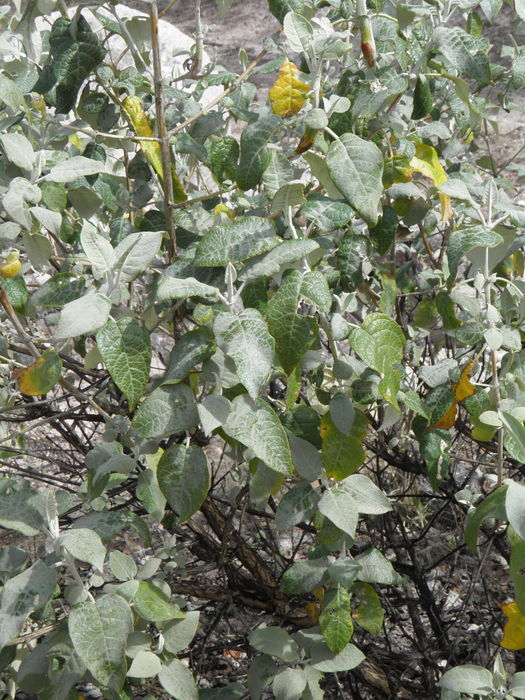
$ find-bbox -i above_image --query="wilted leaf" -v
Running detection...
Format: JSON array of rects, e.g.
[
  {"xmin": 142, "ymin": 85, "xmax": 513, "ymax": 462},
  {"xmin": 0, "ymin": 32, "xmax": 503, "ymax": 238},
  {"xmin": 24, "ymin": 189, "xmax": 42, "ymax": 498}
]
[
  {"xmin": 123, "ymin": 96, "xmax": 186, "ymax": 202},
  {"xmin": 18, "ymin": 349, "xmax": 62, "ymax": 396},
  {"xmin": 409, "ymin": 144, "xmax": 451, "ymax": 221}
]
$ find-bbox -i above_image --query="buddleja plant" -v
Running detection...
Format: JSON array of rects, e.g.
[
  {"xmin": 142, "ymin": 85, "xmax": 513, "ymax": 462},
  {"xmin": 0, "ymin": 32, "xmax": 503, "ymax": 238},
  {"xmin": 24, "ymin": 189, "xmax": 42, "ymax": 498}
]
[{"xmin": 3, "ymin": 0, "xmax": 525, "ymax": 697}]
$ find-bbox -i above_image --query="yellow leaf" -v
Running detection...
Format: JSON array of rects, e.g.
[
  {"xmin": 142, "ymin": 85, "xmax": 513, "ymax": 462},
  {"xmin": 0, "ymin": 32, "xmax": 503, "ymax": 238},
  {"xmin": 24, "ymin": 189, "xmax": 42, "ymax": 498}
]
[
  {"xmin": 122, "ymin": 96, "xmax": 187, "ymax": 203},
  {"xmin": 453, "ymin": 360, "xmax": 476, "ymax": 402},
  {"xmin": 501, "ymin": 602, "xmax": 525, "ymax": 650},
  {"xmin": 431, "ymin": 360, "xmax": 476, "ymax": 430},
  {"xmin": 213, "ymin": 203, "xmax": 235, "ymax": 220},
  {"xmin": 0, "ymin": 251, "xmax": 21, "ymax": 279},
  {"xmin": 269, "ymin": 61, "xmax": 309, "ymax": 118},
  {"xmin": 409, "ymin": 144, "xmax": 451, "ymax": 222},
  {"xmin": 18, "ymin": 349, "xmax": 62, "ymax": 396},
  {"xmin": 305, "ymin": 601, "xmax": 320, "ymax": 624},
  {"xmin": 432, "ymin": 401, "xmax": 457, "ymax": 430},
  {"xmin": 313, "ymin": 587, "xmax": 325, "ymax": 602}
]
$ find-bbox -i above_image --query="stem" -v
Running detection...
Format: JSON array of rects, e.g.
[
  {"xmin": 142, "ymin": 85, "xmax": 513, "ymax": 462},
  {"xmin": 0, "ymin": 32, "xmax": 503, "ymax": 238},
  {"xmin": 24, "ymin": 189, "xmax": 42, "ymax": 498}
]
[
  {"xmin": 0, "ymin": 287, "xmax": 40, "ymax": 359},
  {"xmin": 149, "ymin": 0, "xmax": 176, "ymax": 259},
  {"xmin": 193, "ymin": 0, "xmax": 203, "ymax": 76},
  {"xmin": 0, "ymin": 285, "xmax": 111, "ymax": 421},
  {"xmin": 356, "ymin": 0, "xmax": 377, "ymax": 67},
  {"xmin": 418, "ymin": 223, "xmax": 439, "ymax": 269},
  {"xmin": 167, "ymin": 45, "xmax": 268, "ymax": 137},
  {"xmin": 490, "ymin": 349, "xmax": 504, "ymax": 487}
]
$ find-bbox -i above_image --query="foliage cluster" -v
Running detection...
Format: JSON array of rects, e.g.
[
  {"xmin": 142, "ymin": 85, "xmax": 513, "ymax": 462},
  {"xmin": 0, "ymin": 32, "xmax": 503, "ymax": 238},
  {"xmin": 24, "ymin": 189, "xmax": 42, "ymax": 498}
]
[{"xmin": 3, "ymin": 0, "xmax": 525, "ymax": 697}]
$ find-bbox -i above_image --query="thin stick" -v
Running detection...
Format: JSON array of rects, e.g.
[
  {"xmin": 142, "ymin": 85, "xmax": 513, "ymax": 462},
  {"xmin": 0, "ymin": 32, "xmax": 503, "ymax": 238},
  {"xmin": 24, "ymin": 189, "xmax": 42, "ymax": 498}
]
[
  {"xmin": 167, "ymin": 45, "xmax": 268, "ymax": 138},
  {"xmin": 149, "ymin": 0, "xmax": 176, "ymax": 259}
]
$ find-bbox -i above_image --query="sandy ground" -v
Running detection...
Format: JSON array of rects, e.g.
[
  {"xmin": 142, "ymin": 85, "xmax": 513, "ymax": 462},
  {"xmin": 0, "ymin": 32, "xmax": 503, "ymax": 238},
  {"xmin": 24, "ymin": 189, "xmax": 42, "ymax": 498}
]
[{"xmin": 130, "ymin": 0, "xmax": 278, "ymax": 75}]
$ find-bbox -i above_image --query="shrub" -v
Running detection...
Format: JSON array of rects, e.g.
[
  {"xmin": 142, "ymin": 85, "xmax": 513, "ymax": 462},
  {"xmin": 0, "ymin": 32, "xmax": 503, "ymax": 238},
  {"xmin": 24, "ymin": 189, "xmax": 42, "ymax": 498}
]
[{"xmin": 2, "ymin": 0, "xmax": 525, "ymax": 698}]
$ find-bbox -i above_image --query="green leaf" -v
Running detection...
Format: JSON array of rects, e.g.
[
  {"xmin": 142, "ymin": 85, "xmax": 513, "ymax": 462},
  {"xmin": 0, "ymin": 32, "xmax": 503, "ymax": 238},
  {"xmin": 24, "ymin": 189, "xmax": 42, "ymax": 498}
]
[
  {"xmin": 158, "ymin": 658, "xmax": 199, "ymax": 700},
  {"xmin": 288, "ymin": 433, "xmax": 324, "ymax": 480},
  {"xmin": 352, "ymin": 582, "xmax": 384, "ymax": 635},
  {"xmin": 283, "ymin": 12, "xmax": 314, "ymax": 52},
  {"xmin": 510, "ymin": 543, "xmax": 525, "ymax": 614},
  {"xmin": 236, "ymin": 115, "xmax": 281, "ymax": 190},
  {"xmin": 276, "ymin": 482, "xmax": 320, "ymax": 532},
  {"xmin": 163, "ymin": 611, "xmax": 201, "ymax": 654},
  {"xmin": 341, "ymin": 474, "xmax": 391, "ymax": 514},
  {"xmin": 210, "ymin": 135, "xmax": 239, "ymax": 182},
  {"xmin": 267, "ymin": 270, "xmax": 329, "ymax": 374},
  {"xmin": 271, "ymin": 182, "xmax": 306, "ymax": 213},
  {"xmin": 136, "ymin": 467, "xmax": 166, "ymax": 522},
  {"xmin": 73, "ymin": 510, "xmax": 151, "ymax": 547},
  {"xmin": 506, "ymin": 480, "xmax": 525, "ymax": 542},
  {"xmin": 273, "ymin": 668, "xmax": 307, "ymax": 699},
  {"xmin": 318, "ymin": 486, "xmax": 358, "ymax": 537},
  {"xmin": 0, "ymin": 133, "xmax": 35, "ymax": 170},
  {"xmin": 336, "ymin": 233, "xmax": 369, "ymax": 287},
  {"xmin": 282, "ymin": 557, "xmax": 329, "ymax": 594},
  {"xmin": 0, "ymin": 488, "xmax": 44, "ymax": 536},
  {"xmin": 33, "ymin": 15, "xmax": 106, "ymax": 113},
  {"xmin": 269, "ymin": 0, "xmax": 305, "ymax": 23},
  {"xmin": 303, "ymin": 152, "xmax": 343, "ymax": 199},
  {"xmin": 411, "ymin": 75, "xmax": 433, "ymax": 119},
  {"xmin": 157, "ymin": 327, "xmax": 215, "ymax": 386},
  {"xmin": 354, "ymin": 548, "xmax": 404, "ymax": 584},
  {"xmin": 18, "ymin": 349, "xmax": 62, "ymax": 396},
  {"xmin": 80, "ymin": 224, "xmax": 115, "ymax": 280},
  {"xmin": 310, "ymin": 642, "xmax": 365, "ymax": 672},
  {"xmin": 195, "ymin": 216, "xmax": 279, "ymax": 267},
  {"xmin": 349, "ymin": 313, "xmax": 405, "ymax": 407},
  {"xmin": 2, "ymin": 276, "xmax": 28, "ymax": 313},
  {"xmin": 446, "ymin": 226, "xmax": 503, "ymax": 284},
  {"xmin": 45, "ymin": 156, "xmax": 108, "ymax": 182},
  {"xmin": 54, "ymin": 293, "xmax": 111, "ymax": 339},
  {"xmin": 501, "ymin": 411, "xmax": 525, "ymax": 457},
  {"xmin": 438, "ymin": 665, "xmax": 494, "ymax": 695},
  {"xmin": 113, "ymin": 231, "xmax": 162, "ymax": 283},
  {"xmin": 369, "ymin": 206, "xmax": 398, "ymax": 255},
  {"xmin": 0, "ymin": 561, "xmax": 57, "ymax": 652},
  {"xmin": 0, "ymin": 74, "xmax": 24, "ymax": 111},
  {"xmin": 97, "ymin": 318, "xmax": 151, "ymax": 410},
  {"xmin": 300, "ymin": 196, "xmax": 354, "ymax": 232},
  {"xmin": 127, "ymin": 650, "xmax": 162, "ymax": 679},
  {"xmin": 134, "ymin": 581, "xmax": 185, "ymax": 622},
  {"xmin": 157, "ymin": 445, "xmax": 210, "ymax": 523},
  {"xmin": 240, "ymin": 239, "xmax": 319, "ymax": 282},
  {"xmin": 262, "ymin": 149, "xmax": 294, "ymax": 196},
  {"xmin": 434, "ymin": 27, "xmax": 491, "ymax": 86},
  {"xmin": 132, "ymin": 384, "xmax": 198, "ymax": 439},
  {"xmin": 58, "ymin": 528, "xmax": 106, "ymax": 572},
  {"xmin": 109, "ymin": 550, "xmax": 137, "ymax": 582},
  {"xmin": 320, "ymin": 585, "xmax": 354, "ymax": 654},
  {"xmin": 330, "ymin": 393, "xmax": 355, "ymax": 435},
  {"xmin": 68, "ymin": 594, "xmax": 132, "ymax": 691},
  {"xmin": 214, "ymin": 309, "xmax": 274, "ymax": 399},
  {"xmin": 419, "ymin": 429, "xmax": 452, "ymax": 490},
  {"xmin": 157, "ymin": 276, "xmax": 219, "ymax": 301},
  {"xmin": 436, "ymin": 291, "xmax": 462, "ymax": 330},
  {"xmin": 320, "ymin": 413, "xmax": 366, "ymax": 480},
  {"xmin": 249, "ymin": 627, "xmax": 299, "ymax": 662},
  {"xmin": 282, "ymin": 403, "xmax": 321, "ymax": 448},
  {"xmin": 224, "ymin": 395, "xmax": 293, "ymax": 476},
  {"xmin": 326, "ymin": 133, "xmax": 384, "ymax": 226}
]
